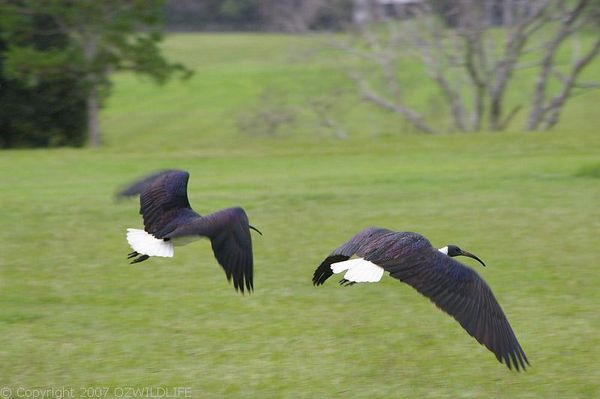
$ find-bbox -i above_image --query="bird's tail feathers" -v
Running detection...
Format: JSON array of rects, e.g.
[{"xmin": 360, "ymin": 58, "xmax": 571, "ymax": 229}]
[
  {"xmin": 126, "ymin": 228, "xmax": 174, "ymax": 257},
  {"xmin": 330, "ymin": 258, "xmax": 384, "ymax": 283}
]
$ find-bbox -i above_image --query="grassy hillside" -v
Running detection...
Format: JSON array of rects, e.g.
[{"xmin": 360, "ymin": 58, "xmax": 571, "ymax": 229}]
[
  {"xmin": 102, "ymin": 33, "xmax": 600, "ymax": 149},
  {"xmin": 1, "ymin": 33, "xmax": 600, "ymax": 398}
]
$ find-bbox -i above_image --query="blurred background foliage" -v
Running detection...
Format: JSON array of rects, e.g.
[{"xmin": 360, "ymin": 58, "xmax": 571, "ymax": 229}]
[{"xmin": 1, "ymin": 0, "xmax": 598, "ymax": 148}]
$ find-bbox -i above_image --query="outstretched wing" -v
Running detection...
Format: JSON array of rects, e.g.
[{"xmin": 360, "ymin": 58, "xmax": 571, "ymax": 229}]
[
  {"xmin": 117, "ymin": 169, "xmax": 180, "ymax": 197},
  {"xmin": 118, "ymin": 170, "xmax": 195, "ymax": 237},
  {"xmin": 204, "ymin": 207, "xmax": 254, "ymax": 294},
  {"xmin": 312, "ymin": 227, "xmax": 391, "ymax": 286},
  {"xmin": 385, "ymin": 250, "xmax": 529, "ymax": 371}
]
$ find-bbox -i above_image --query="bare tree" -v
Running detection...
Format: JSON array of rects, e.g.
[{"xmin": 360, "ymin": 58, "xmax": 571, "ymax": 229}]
[
  {"xmin": 332, "ymin": 24, "xmax": 439, "ymax": 134},
  {"xmin": 337, "ymin": 0, "xmax": 600, "ymax": 133},
  {"xmin": 527, "ymin": 0, "xmax": 600, "ymax": 130}
]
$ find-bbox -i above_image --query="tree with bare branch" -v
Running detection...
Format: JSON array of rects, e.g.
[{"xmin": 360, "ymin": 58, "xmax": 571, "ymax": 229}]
[
  {"xmin": 338, "ymin": 0, "xmax": 600, "ymax": 133},
  {"xmin": 526, "ymin": 0, "xmax": 600, "ymax": 130}
]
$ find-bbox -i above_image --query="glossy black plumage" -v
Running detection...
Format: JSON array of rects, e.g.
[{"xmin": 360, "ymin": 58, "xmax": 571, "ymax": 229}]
[
  {"xmin": 313, "ymin": 227, "xmax": 529, "ymax": 371},
  {"xmin": 119, "ymin": 170, "xmax": 257, "ymax": 293}
]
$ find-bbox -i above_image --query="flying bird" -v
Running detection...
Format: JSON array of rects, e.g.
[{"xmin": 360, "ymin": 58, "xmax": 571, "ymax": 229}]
[
  {"xmin": 312, "ymin": 227, "xmax": 529, "ymax": 371},
  {"xmin": 118, "ymin": 169, "xmax": 261, "ymax": 293}
]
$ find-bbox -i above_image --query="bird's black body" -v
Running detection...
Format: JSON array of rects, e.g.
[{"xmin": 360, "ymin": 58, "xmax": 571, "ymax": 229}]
[
  {"xmin": 313, "ymin": 227, "xmax": 529, "ymax": 371},
  {"xmin": 119, "ymin": 170, "xmax": 257, "ymax": 293}
]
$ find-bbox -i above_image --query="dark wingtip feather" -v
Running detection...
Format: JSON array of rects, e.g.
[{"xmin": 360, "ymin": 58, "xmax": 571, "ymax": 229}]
[
  {"xmin": 509, "ymin": 345, "xmax": 529, "ymax": 372},
  {"xmin": 231, "ymin": 277, "xmax": 253, "ymax": 295},
  {"xmin": 245, "ymin": 276, "xmax": 253, "ymax": 293},
  {"xmin": 209, "ymin": 227, "xmax": 254, "ymax": 295},
  {"xmin": 313, "ymin": 255, "xmax": 348, "ymax": 286},
  {"xmin": 311, "ymin": 264, "xmax": 326, "ymax": 286},
  {"xmin": 116, "ymin": 169, "xmax": 182, "ymax": 199},
  {"xmin": 496, "ymin": 336, "xmax": 529, "ymax": 372},
  {"xmin": 312, "ymin": 269, "xmax": 325, "ymax": 286}
]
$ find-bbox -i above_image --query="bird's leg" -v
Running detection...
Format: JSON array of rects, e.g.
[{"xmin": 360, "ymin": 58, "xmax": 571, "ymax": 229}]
[
  {"xmin": 130, "ymin": 254, "xmax": 150, "ymax": 264},
  {"xmin": 338, "ymin": 278, "xmax": 357, "ymax": 287},
  {"xmin": 127, "ymin": 251, "xmax": 139, "ymax": 259}
]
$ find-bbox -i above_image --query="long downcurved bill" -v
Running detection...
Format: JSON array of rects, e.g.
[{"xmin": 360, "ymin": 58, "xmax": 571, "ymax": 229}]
[
  {"xmin": 460, "ymin": 250, "xmax": 486, "ymax": 267},
  {"xmin": 249, "ymin": 225, "xmax": 263, "ymax": 235}
]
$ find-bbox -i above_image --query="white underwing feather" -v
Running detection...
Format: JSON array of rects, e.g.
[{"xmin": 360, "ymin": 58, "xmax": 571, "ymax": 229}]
[
  {"xmin": 330, "ymin": 258, "xmax": 384, "ymax": 283},
  {"xmin": 126, "ymin": 228, "xmax": 174, "ymax": 257}
]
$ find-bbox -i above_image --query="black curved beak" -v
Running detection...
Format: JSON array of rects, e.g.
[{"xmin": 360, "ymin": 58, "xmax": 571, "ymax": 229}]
[
  {"xmin": 460, "ymin": 250, "xmax": 486, "ymax": 267},
  {"xmin": 249, "ymin": 225, "xmax": 263, "ymax": 236}
]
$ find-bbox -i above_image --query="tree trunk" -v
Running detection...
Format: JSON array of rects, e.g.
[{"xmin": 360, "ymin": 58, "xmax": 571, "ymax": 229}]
[
  {"xmin": 526, "ymin": 0, "xmax": 591, "ymax": 130},
  {"xmin": 83, "ymin": 33, "xmax": 100, "ymax": 146},
  {"xmin": 463, "ymin": 31, "xmax": 486, "ymax": 131},
  {"xmin": 489, "ymin": 66, "xmax": 511, "ymax": 131},
  {"xmin": 526, "ymin": 40, "xmax": 558, "ymax": 130},
  {"xmin": 540, "ymin": 37, "xmax": 600, "ymax": 130},
  {"xmin": 87, "ymin": 87, "xmax": 100, "ymax": 147}
]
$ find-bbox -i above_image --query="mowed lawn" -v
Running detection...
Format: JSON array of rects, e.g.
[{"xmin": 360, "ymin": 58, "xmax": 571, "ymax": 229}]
[{"xmin": 1, "ymin": 34, "xmax": 600, "ymax": 398}]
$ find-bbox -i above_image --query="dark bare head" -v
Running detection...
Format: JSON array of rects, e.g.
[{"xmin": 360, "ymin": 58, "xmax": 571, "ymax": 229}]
[{"xmin": 440, "ymin": 244, "xmax": 486, "ymax": 267}]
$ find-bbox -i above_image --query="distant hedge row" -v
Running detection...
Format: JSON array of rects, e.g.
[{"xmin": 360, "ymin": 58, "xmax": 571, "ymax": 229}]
[{"xmin": 163, "ymin": 0, "xmax": 354, "ymax": 32}]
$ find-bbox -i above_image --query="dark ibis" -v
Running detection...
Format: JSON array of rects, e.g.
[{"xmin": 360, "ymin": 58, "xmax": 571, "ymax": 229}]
[
  {"xmin": 118, "ymin": 170, "xmax": 261, "ymax": 293},
  {"xmin": 312, "ymin": 227, "xmax": 529, "ymax": 371}
]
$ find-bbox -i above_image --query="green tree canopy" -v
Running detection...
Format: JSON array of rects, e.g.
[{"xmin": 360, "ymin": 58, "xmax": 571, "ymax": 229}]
[
  {"xmin": 0, "ymin": 11, "xmax": 87, "ymax": 147},
  {"xmin": 1, "ymin": 0, "xmax": 190, "ymax": 147}
]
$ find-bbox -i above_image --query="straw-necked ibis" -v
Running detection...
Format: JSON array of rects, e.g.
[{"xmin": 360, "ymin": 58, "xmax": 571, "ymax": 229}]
[
  {"xmin": 119, "ymin": 170, "xmax": 261, "ymax": 293},
  {"xmin": 312, "ymin": 227, "xmax": 529, "ymax": 371}
]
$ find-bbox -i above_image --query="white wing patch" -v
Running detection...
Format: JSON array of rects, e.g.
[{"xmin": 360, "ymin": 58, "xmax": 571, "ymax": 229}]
[
  {"xmin": 330, "ymin": 258, "xmax": 384, "ymax": 283},
  {"xmin": 126, "ymin": 228, "xmax": 174, "ymax": 257}
]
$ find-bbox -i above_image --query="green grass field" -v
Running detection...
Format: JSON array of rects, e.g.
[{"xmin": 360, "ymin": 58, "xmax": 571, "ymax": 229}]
[{"xmin": 1, "ymin": 33, "xmax": 600, "ymax": 398}]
